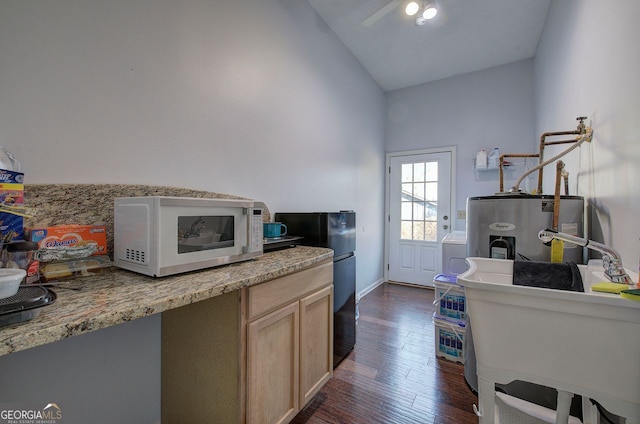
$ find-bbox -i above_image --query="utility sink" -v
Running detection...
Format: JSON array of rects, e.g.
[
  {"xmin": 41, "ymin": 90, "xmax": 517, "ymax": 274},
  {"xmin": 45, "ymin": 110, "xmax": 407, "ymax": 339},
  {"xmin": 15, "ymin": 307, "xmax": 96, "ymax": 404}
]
[{"xmin": 458, "ymin": 257, "xmax": 640, "ymax": 424}]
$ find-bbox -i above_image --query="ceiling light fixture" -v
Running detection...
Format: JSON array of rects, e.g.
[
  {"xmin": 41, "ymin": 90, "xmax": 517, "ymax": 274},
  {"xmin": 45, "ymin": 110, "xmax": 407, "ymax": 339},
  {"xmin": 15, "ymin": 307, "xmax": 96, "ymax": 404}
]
[
  {"xmin": 405, "ymin": 1, "xmax": 420, "ymax": 16},
  {"xmin": 422, "ymin": 0, "xmax": 438, "ymax": 20},
  {"xmin": 406, "ymin": 0, "xmax": 439, "ymax": 25}
]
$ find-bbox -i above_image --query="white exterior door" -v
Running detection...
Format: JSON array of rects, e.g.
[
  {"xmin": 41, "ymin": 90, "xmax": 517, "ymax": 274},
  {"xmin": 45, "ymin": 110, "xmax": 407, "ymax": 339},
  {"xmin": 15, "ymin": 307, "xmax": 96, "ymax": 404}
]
[{"xmin": 387, "ymin": 151, "xmax": 453, "ymax": 286}]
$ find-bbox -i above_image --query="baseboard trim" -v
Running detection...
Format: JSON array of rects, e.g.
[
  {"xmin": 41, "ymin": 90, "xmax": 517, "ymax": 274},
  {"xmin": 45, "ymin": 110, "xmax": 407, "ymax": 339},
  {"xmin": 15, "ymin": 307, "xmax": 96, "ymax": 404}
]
[
  {"xmin": 387, "ymin": 281, "xmax": 435, "ymax": 290},
  {"xmin": 356, "ymin": 278, "xmax": 384, "ymax": 301}
]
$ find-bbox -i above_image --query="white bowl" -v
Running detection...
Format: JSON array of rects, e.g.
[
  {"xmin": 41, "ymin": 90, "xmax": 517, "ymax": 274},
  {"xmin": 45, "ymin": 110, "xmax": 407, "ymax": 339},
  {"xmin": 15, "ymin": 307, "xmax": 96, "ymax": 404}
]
[{"xmin": 0, "ymin": 269, "xmax": 27, "ymax": 300}]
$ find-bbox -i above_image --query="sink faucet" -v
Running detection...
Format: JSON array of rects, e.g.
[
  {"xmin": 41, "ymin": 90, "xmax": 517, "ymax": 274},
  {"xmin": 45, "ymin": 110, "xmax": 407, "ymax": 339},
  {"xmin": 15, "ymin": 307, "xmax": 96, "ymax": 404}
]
[
  {"xmin": 538, "ymin": 228, "xmax": 633, "ymax": 284},
  {"xmin": 184, "ymin": 217, "xmax": 206, "ymax": 238}
]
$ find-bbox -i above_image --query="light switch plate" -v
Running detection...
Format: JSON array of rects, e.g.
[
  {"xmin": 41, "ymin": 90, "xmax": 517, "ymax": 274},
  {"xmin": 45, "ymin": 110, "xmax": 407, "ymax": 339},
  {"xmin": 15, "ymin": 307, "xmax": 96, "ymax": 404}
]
[{"xmin": 457, "ymin": 210, "xmax": 466, "ymax": 220}]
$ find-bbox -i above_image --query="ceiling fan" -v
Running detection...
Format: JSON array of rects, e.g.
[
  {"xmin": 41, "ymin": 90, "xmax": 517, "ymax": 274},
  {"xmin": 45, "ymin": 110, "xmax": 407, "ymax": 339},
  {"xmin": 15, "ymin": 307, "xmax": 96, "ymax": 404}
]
[
  {"xmin": 361, "ymin": 0, "xmax": 438, "ymax": 27},
  {"xmin": 361, "ymin": 0, "xmax": 402, "ymax": 27}
]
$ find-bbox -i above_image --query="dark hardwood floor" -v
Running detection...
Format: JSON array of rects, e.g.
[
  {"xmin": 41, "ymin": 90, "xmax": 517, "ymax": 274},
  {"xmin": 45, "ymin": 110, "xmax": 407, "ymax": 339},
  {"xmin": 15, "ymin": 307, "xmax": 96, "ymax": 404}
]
[{"xmin": 292, "ymin": 282, "xmax": 478, "ymax": 424}]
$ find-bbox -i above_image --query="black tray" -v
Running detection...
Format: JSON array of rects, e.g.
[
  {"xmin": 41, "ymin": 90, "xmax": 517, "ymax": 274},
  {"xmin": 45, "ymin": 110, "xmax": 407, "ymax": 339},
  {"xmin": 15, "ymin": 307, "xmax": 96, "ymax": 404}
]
[
  {"xmin": 262, "ymin": 236, "xmax": 304, "ymax": 252},
  {"xmin": 0, "ymin": 286, "xmax": 56, "ymax": 327}
]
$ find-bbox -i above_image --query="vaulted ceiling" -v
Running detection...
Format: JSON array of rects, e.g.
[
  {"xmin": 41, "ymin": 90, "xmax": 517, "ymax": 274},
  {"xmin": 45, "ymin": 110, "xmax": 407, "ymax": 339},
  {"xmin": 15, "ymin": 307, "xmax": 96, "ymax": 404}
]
[{"xmin": 307, "ymin": 0, "xmax": 552, "ymax": 91}]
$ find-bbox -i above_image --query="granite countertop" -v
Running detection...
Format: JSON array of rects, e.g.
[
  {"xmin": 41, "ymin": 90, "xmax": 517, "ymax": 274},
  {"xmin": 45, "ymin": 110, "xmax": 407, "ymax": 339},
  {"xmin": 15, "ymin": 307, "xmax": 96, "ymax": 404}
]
[{"xmin": 0, "ymin": 246, "xmax": 333, "ymax": 356}]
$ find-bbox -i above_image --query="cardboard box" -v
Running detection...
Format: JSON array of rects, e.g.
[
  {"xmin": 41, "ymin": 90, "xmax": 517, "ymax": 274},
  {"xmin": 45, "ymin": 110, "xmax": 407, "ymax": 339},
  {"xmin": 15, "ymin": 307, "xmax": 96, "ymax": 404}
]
[
  {"xmin": 0, "ymin": 168, "xmax": 25, "ymax": 242},
  {"xmin": 29, "ymin": 225, "xmax": 108, "ymax": 257}
]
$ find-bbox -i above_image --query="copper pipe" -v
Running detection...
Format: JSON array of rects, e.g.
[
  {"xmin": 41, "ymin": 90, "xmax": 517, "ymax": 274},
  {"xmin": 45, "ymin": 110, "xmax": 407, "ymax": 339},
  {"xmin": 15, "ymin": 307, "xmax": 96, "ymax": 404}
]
[
  {"xmin": 536, "ymin": 116, "xmax": 587, "ymax": 193},
  {"xmin": 537, "ymin": 131, "xmax": 580, "ymax": 194},
  {"xmin": 553, "ymin": 161, "xmax": 564, "ymax": 231},
  {"xmin": 543, "ymin": 139, "xmax": 584, "ymax": 146},
  {"xmin": 497, "ymin": 117, "xmax": 589, "ymax": 194},
  {"xmin": 511, "ymin": 127, "xmax": 592, "ymax": 193},
  {"xmin": 498, "ymin": 153, "xmax": 539, "ymax": 193}
]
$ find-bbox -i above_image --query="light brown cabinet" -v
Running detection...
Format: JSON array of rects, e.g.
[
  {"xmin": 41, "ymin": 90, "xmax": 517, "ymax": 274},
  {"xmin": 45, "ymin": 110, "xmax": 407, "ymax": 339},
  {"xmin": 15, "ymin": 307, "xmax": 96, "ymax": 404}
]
[
  {"xmin": 247, "ymin": 301, "xmax": 300, "ymax": 424},
  {"xmin": 299, "ymin": 285, "xmax": 333, "ymax": 406},
  {"xmin": 246, "ymin": 261, "xmax": 333, "ymax": 424},
  {"xmin": 162, "ymin": 259, "xmax": 333, "ymax": 424}
]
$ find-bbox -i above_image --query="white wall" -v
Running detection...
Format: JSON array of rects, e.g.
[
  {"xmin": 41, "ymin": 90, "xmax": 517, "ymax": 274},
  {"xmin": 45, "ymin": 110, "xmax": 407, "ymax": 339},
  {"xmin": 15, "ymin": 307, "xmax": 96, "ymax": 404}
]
[
  {"xmin": 534, "ymin": 0, "xmax": 640, "ymax": 267},
  {"xmin": 0, "ymin": 0, "xmax": 386, "ymax": 295},
  {"xmin": 0, "ymin": 1, "xmax": 385, "ymax": 422},
  {"xmin": 386, "ymin": 59, "xmax": 536, "ymax": 231}
]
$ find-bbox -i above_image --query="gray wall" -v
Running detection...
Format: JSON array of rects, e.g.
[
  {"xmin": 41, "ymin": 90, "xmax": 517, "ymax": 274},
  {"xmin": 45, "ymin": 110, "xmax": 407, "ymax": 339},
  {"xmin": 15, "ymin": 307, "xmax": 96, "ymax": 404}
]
[
  {"xmin": 533, "ymin": 0, "xmax": 640, "ymax": 266},
  {"xmin": 0, "ymin": 1, "xmax": 385, "ymax": 423},
  {"xmin": 0, "ymin": 315, "xmax": 161, "ymax": 423},
  {"xmin": 386, "ymin": 59, "xmax": 536, "ymax": 231},
  {"xmin": 0, "ymin": 0, "xmax": 386, "ymax": 296}
]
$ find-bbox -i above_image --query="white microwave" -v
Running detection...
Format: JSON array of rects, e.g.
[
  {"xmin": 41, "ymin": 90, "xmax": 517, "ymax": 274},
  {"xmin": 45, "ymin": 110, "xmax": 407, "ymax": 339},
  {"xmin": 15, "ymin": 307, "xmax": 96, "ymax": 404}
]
[{"xmin": 114, "ymin": 196, "xmax": 263, "ymax": 277}]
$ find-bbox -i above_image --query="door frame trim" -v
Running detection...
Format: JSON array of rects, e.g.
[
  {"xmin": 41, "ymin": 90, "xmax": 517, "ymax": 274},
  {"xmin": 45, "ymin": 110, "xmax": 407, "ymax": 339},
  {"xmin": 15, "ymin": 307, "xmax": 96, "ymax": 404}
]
[{"xmin": 384, "ymin": 146, "xmax": 457, "ymax": 283}]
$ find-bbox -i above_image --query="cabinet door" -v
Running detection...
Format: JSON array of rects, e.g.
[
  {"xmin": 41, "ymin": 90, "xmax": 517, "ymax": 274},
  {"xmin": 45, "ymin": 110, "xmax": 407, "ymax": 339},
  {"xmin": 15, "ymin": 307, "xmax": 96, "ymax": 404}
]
[
  {"xmin": 247, "ymin": 301, "xmax": 299, "ymax": 424},
  {"xmin": 300, "ymin": 285, "xmax": 333, "ymax": 406}
]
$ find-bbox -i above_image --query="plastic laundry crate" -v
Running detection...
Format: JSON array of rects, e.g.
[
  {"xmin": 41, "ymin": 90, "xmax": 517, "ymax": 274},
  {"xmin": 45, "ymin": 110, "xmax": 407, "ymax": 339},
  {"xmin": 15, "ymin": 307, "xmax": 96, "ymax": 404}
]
[
  {"xmin": 433, "ymin": 273, "xmax": 466, "ymax": 324},
  {"xmin": 433, "ymin": 313, "xmax": 465, "ymax": 364}
]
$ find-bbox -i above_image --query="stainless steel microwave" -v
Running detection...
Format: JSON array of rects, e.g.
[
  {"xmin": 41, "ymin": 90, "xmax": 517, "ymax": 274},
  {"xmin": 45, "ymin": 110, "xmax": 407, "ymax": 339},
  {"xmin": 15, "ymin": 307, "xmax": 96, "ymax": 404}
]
[{"xmin": 114, "ymin": 196, "xmax": 263, "ymax": 277}]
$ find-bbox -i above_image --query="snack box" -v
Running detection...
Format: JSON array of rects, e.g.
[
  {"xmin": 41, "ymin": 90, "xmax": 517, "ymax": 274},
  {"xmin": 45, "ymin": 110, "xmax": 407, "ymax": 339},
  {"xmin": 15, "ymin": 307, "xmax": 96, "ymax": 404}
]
[
  {"xmin": 0, "ymin": 169, "xmax": 25, "ymax": 242},
  {"xmin": 39, "ymin": 255, "xmax": 113, "ymax": 283},
  {"xmin": 28, "ymin": 225, "xmax": 108, "ymax": 259}
]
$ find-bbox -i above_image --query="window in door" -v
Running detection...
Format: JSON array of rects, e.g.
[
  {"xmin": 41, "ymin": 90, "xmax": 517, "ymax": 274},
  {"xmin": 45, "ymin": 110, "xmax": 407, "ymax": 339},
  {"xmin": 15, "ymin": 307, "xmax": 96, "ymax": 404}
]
[{"xmin": 400, "ymin": 161, "xmax": 438, "ymax": 241}]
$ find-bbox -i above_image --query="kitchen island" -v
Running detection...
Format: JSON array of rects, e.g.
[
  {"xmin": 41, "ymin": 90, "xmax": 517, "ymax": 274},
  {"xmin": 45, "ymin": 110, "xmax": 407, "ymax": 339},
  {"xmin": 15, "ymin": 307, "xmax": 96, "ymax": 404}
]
[{"xmin": 0, "ymin": 246, "xmax": 333, "ymax": 424}]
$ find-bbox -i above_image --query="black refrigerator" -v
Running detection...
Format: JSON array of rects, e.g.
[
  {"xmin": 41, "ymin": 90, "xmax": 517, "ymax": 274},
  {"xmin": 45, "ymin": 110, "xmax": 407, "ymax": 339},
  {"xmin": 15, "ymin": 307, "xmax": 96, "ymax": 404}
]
[{"xmin": 274, "ymin": 212, "xmax": 356, "ymax": 367}]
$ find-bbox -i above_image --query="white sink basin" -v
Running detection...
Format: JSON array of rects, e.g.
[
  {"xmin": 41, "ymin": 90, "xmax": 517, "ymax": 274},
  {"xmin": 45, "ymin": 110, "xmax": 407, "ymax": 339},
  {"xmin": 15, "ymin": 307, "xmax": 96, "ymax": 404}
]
[{"xmin": 458, "ymin": 257, "xmax": 640, "ymax": 423}]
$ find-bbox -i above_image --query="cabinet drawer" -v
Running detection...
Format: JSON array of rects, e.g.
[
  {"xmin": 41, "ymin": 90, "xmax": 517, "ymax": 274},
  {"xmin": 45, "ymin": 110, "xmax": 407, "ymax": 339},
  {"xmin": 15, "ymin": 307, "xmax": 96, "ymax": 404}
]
[{"xmin": 248, "ymin": 261, "xmax": 332, "ymax": 321}]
